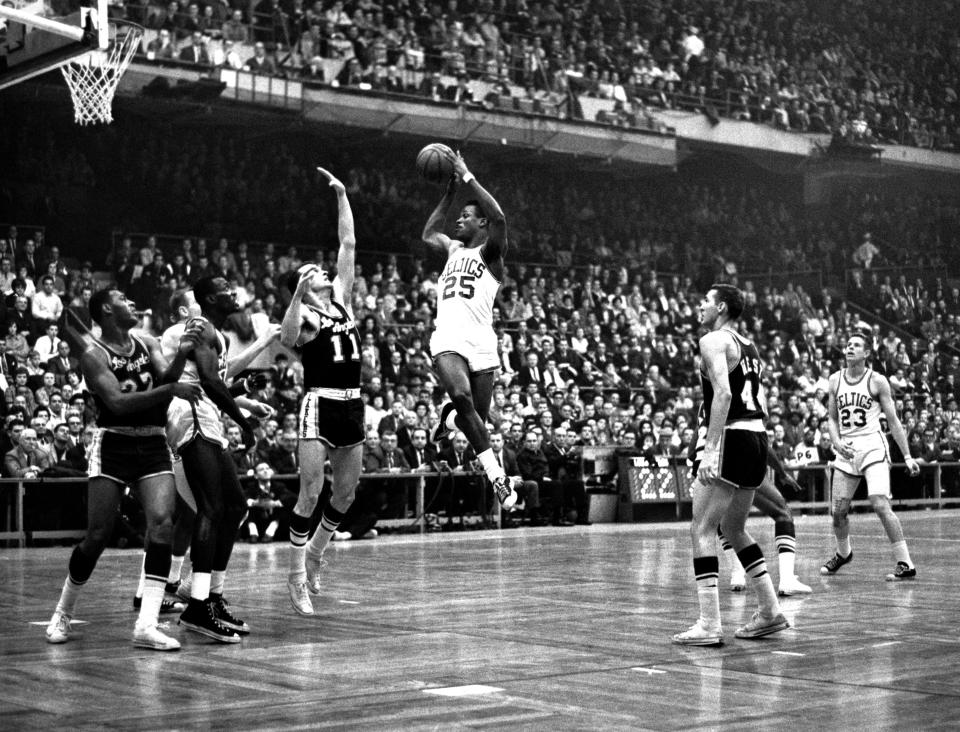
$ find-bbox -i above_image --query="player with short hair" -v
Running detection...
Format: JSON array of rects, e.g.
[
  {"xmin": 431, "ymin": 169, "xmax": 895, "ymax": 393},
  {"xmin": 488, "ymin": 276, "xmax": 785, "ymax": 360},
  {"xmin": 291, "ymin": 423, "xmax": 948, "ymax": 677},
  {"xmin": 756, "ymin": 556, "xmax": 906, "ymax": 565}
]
[
  {"xmin": 46, "ymin": 288, "xmax": 202, "ymax": 650},
  {"xmin": 281, "ymin": 167, "xmax": 364, "ymax": 616},
  {"xmin": 821, "ymin": 332, "xmax": 920, "ymax": 580},
  {"xmin": 421, "ymin": 150, "xmax": 521, "ymax": 510},
  {"xmin": 172, "ymin": 276, "xmax": 259, "ymax": 642},
  {"xmin": 674, "ymin": 284, "xmax": 789, "ymax": 646},
  {"xmin": 132, "ymin": 288, "xmax": 278, "ymax": 612}
]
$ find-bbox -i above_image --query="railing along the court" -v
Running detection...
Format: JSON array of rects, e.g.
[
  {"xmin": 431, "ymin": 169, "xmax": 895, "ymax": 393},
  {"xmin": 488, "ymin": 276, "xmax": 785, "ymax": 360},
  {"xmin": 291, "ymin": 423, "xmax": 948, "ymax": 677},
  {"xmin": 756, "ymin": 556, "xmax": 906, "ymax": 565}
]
[
  {"xmin": 5, "ymin": 463, "xmax": 960, "ymax": 547},
  {"xmin": 0, "ymin": 470, "xmax": 497, "ymax": 548},
  {"xmin": 618, "ymin": 461, "xmax": 960, "ymax": 520}
]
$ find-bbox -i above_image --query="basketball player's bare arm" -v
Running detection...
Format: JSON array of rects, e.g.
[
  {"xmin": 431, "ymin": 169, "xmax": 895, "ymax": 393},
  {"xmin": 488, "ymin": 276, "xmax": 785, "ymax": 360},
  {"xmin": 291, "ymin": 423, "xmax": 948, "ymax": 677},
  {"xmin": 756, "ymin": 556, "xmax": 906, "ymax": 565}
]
[
  {"xmin": 826, "ymin": 372, "xmax": 855, "ymax": 459},
  {"xmin": 80, "ymin": 348, "xmax": 201, "ymax": 414},
  {"xmin": 280, "ymin": 268, "xmax": 318, "ymax": 348},
  {"xmin": 422, "ymin": 175, "xmax": 459, "ymax": 253},
  {"xmin": 318, "ymin": 167, "xmax": 357, "ymax": 305},
  {"xmin": 225, "ymin": 324, "xmax": 281, "ymax": 379},
  {"xmin": 449, "ymin": 152, "xmax": 507, "ymax": 259},
  {"xmin": 874, "ymin": 374, "xmax": 920, "ymax": 475},
  {"xmin": 697, "ymin": 332, "xmax": 733, "ymax": 481},
  {"xmin": 146, "ymin": 325, "xmax": 201, "ymax": 384},
  {"xmin": 192, "ymin": 323, "xmax": 255, "ymax": 445}
]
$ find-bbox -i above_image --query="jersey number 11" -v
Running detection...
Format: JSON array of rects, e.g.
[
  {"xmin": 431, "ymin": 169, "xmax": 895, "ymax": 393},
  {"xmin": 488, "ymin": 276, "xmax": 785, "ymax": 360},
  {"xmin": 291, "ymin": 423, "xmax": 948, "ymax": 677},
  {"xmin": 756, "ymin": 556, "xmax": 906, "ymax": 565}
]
[{"xmin": 331, "ymin": 332, "xmax": 360, "ymax": 362}]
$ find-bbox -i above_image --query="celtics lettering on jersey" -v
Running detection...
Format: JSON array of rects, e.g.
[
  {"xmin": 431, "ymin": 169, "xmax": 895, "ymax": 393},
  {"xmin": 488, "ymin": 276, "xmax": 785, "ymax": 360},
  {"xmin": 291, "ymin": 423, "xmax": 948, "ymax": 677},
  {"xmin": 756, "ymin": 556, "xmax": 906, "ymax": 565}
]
[
  {"xmin": 435, "ymin": 246, "xmax": 500, "ymax": 335},
  {"xmin": 836, "ymin": 369, "xmax": 888, "ymax": 436},
  {"xmin": 440, "ymin": 251, "xmax": 486, "ymax": 300}
]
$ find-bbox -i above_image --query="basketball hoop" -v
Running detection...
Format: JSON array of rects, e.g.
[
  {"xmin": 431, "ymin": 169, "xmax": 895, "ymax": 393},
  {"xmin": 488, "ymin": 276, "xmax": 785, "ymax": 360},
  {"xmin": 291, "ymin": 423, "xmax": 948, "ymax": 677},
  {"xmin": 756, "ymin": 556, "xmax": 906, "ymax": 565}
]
[{"xmin": 60, "ymin": 20, "xmax": 143, "ymax": 125}]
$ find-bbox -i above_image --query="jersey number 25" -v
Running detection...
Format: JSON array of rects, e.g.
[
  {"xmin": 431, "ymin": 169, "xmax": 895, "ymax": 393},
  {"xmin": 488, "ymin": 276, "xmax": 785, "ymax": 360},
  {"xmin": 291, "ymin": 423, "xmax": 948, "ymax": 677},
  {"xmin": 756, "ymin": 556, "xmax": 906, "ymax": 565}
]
[{"xmin": 442, "ymin": 274, "xmax": 476, "ymax": 300}]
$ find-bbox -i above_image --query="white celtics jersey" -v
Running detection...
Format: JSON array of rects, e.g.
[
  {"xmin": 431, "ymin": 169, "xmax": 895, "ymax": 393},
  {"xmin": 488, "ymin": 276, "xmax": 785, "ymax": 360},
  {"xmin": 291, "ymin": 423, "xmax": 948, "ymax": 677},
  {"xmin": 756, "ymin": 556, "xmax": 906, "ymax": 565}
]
[
  {"xmin": 435, "ymin": 245, "xmax": 500, "ymax": 334},
  {"xmin": 163, "ymin": 319, "xmax": 228, "ymax": 387},
  {"xmin": 835, "ymin": 368, "xmax": 884, "ymax": 438}
]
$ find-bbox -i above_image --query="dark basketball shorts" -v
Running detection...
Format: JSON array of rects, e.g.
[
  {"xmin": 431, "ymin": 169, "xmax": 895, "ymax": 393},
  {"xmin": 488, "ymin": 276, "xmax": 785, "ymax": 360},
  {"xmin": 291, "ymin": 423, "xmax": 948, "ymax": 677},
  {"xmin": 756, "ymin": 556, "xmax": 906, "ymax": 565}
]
[
  {"xmin": 298, "ymin": 393, "xmax": 365, "ymax": 448},
  {"xmin": 88, "ymin": 429, "xmax": 174, "ymax": 485},
  {"xmin": 691, "ymin": 428, "xmax": 768, "ymax": 489}
]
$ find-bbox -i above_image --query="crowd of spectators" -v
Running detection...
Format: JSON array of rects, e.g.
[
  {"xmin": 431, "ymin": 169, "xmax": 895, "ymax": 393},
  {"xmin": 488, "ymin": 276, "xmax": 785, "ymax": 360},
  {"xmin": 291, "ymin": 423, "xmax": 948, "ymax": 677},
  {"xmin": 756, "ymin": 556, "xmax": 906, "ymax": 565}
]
[
  {"xmin": 3, "ymin": 204, "xmax": 960, "ymax": 537},
  {"xmin": 107, "ymin": 0, "xmax": 960, "ymax": 150}
]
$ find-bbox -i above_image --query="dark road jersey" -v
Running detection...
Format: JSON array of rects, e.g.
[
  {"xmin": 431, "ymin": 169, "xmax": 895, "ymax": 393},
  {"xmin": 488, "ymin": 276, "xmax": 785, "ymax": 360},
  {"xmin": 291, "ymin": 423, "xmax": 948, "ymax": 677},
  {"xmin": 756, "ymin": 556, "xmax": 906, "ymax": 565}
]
[
  {"xmin": 89, "ymin": 335, "xmax": 166, "ymax": 428},
  {"xmin": 299, "ymin": 300, "xmax": 362, "ymax": 390},
  {"xmin": 700, "ymin": 331, "xmax": 766, "ymax": 427}
]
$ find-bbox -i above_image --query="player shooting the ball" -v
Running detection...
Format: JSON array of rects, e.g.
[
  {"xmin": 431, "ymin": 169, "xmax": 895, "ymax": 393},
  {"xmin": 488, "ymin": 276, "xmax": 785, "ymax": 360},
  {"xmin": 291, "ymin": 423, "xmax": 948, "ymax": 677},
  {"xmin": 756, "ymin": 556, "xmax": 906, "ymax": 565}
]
[{"xmin": 421, "ymin": 148, "xmax": 522, "ymax": 510}]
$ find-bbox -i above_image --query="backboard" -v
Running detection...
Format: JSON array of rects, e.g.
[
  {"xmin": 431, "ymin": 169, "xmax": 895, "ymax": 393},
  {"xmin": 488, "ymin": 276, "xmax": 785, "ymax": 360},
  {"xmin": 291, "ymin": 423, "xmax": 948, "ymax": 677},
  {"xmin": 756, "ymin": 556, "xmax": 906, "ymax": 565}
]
[{"xmin": 0, "ymin": 0, "xmax": 106, "ymax": 90}]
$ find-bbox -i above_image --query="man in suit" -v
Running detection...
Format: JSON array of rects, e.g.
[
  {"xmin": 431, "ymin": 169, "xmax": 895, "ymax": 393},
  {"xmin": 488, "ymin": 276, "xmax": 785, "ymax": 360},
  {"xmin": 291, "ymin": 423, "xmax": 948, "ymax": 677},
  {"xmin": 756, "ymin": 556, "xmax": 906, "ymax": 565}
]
[
  {"xmin": 267, "ymin": 429, "xmax": 299, "ymax": 475},
  {"xmin": 545, "ymin": 426, "xmax": 590, "ymax": 525},
  {"xmin": 178, "ymin": 31, "xmax": 211, "ymax": 65},
  {"xmin": 518, "ymin": 430, "xmax": 571, "ymax": 526},
  {"xmin": 381, "ymin": 350, "xmax": 404, "ymax": 389},
  {"xmin": 518, "ymin": 351, "xmax": 545, "ymax": 390},
  {"xmin": 445, "ymin": 72, "xmax": 475, "ymax": 104},
  {"xmin": 336, "ymin": 429, "xmax": 409, "ymax": 541},
  {"xmin": 403, "ymin": 427, "xmax": 437, "ymax": 470},
  {"xmin": 438, "ymin": 430, "xmax": 479, "ymax": 527},
  {"xmin": 227, "ymin": 424, "xmax": 259, "ymax": 478},
  {"xmin": 4, "ymin": 427, "xmax": 50, "ymax": 478},
  {"xmin": 419, "ymin": 70, "xmax": 446, "ymax": 101},
  {"xmin": 48, "ymin": 341, "xmax": 79, "ymax": 387},
  {"xmin": 490, "ymin": 431, "xmax": 541, "ymax": 525},
  {"xmin": 377, "ymin": 399, "xmax": 405, "ymax": 435}
]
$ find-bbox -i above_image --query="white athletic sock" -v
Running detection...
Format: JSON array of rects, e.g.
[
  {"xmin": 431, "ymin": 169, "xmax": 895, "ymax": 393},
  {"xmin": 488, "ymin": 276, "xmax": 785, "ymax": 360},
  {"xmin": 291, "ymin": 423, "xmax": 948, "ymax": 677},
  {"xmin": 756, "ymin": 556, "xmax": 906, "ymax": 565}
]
[
  {"xmin": 892, "ymin": 540, "xmax": 913, "ymax": 567},
  {"xmin": 136, "ymin": 581, "xmax": 165, "ymax": 628},
  {"xmin": 168, "ymin": 555, "xmax": 185, "ymax": 585},
  {"xmin": 778, "ymin": 551, "xmax": 796, "ymax": 580},
  {"xmin": 838, "ymin": 537, "xmax": 852, "ymax": 557},
  {"xmin": 210, "ymin": 570, "xmax": 225, "ymax": 597},
  {"xmin": 265, "ymin": 521, "xmax": 278, "ymax": 539},
  {"xmin": 476, "ymin": 448, "xmax": 506, "ymax": 483},
  {"xmin": 135, "ymin": 554, "xmax": 146, "ymax": 599},
  {"xmin": 694, "ymin": 557, "xmax": 721, "ymax": 627},
  {"xmin": 191, "ymin": 572, "xmax": 211, "ymax": 601},
  {"xmin": 56, "ymin": 576, "xmax": 83, "ymax": 616},
  {"xmin": 289, "ymin": 546, "xmax": 307, "ymax": 582},
  {"xmin": 247, "ymin": 523, "xmax": 260, "ymax": 539},
  {"xmin": 306, "ymin": 513, "xmax": 339, "ymax": 560}
]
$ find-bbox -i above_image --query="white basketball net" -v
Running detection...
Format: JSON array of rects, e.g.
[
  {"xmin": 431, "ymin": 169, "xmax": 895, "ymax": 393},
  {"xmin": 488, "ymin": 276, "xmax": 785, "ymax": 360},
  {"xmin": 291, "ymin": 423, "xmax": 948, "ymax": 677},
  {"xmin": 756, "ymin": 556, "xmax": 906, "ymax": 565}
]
[{"xmin": 60, "ymin": 22, "xmax": 143, "ymax": 125}]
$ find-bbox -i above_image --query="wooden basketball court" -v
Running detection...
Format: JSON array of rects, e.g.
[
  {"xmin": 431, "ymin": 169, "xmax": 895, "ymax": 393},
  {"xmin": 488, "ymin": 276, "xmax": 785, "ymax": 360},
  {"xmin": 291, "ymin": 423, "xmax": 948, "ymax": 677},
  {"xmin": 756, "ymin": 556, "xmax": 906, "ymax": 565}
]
[{"xmin": 2, "ymin": 510, "xmax": 959, "ymax": 729}]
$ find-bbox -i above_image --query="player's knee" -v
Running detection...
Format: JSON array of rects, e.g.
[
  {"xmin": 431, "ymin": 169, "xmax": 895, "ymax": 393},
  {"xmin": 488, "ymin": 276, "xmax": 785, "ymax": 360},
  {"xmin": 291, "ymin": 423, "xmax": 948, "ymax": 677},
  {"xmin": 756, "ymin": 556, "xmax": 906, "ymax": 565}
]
[
  {"xmin": 769, "ymin": 505, "xmax": 792, "ymax": 523},
  {"xmin": 449, "ymin": 391, "xmax": 474, "ymax": 415},
  {"xmin": 84, "ymin": 523, "xmax": 113, "ymax": 552},
  {"xmin": 831, "ymin": 499, "xmax": 850, "ymax": 524},
  {"xmin": 869, "ymin": 495, "xmax": 892, "ymax": 515},
  {"xmin": 147, "ymin": 514, "xmax": 174, "ymax": 542}
]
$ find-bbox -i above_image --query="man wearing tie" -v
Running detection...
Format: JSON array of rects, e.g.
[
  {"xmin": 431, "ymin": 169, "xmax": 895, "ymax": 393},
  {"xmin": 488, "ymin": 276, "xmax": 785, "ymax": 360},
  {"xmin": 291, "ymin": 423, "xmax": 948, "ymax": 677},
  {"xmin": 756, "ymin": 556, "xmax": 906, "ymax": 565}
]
[
  {"xmin": 49, "ymin": 341, "xmax": 79, "ymax": 387},
  {"xmin": 542, "ymin": 357, "xmax": 566, "ymax": 390},
  {"xmin": 490, "ymin": 431, "xmax": 542, "ymax": 525},
  {"xmin": 336, "ymin": 430, "xmax": 409, "ymax": 541},
  {"xmin": 518, "ymin": 351, "xmax": 544, "ymax": 389},
  {"xmin": 267, "ymin": 430, "xmax": 300, "ymax": 476},
  {"xmin": 33, "ymin": 323, "xmax": 62, "ymax": 364},
  {"xmin": 179, "ymin": 32, "xmax": 211, "ymax": 65},
  {"xmin": 439, "ymin": 431, "xmax": 480, "ymax": 528},
  {"xmin": 377, "ymin": 399, "xmax": 405, "ymax": 435},
  {"xmin": 403, "ymin": 427, "xmax": 437, "ymax": 470},
  {"xmin": 445, "ymin": 72, "xmax": 475, "ymax": 104}
]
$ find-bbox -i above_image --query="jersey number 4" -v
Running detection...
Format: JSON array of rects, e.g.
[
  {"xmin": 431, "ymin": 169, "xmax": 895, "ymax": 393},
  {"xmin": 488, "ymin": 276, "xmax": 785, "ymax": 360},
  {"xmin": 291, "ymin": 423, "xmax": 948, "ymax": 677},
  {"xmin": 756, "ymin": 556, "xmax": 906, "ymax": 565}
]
[
  {"xmin": 331, "ymin": 332, "xmax": 360, "ymax": 363},
  {"xmin": 442, "ymin": 274, "xmax": 476, "ymax": 300}
]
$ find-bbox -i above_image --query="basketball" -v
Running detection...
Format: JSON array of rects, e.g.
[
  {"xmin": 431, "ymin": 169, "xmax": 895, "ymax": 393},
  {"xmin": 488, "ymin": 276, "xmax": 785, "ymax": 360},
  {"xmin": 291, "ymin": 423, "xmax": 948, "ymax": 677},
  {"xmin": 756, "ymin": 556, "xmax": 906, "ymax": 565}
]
[{"xmin": 416, "ymin": 143, "xmax": 455, "ymax": 184}]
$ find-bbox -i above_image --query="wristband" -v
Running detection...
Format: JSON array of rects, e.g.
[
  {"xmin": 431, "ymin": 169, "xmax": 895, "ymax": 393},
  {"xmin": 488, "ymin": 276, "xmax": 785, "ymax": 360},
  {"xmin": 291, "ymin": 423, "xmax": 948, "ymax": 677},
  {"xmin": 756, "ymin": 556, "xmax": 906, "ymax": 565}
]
[{"xmin": 461, "ymin": 171, "xmax": 475, "ymax": 184}]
